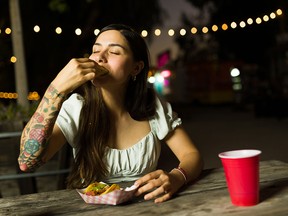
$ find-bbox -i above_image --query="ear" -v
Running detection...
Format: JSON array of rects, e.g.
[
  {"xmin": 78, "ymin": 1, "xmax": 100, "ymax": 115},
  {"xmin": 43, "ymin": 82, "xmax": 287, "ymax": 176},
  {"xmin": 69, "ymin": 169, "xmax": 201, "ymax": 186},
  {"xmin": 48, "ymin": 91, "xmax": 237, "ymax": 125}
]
[{"xmin": 131, "ymin": 61, "xmax": 144, "ymax": 76}]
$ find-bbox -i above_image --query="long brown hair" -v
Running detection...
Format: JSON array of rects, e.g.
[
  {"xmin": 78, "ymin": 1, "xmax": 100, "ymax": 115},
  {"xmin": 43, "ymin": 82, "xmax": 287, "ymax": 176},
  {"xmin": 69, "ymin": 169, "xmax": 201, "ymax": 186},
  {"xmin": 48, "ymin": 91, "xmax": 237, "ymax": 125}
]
[{"xmin": 66, "ymin": 24, "xmax": 156, "ymax": 188}]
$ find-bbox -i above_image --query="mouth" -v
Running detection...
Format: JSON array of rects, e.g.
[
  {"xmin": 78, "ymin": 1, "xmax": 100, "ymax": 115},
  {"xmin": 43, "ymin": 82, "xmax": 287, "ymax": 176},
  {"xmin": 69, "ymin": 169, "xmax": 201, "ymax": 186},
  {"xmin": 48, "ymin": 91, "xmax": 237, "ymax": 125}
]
[{"xmin": 96, "ymin": 65, "xmax": 109, "ymax": 77}]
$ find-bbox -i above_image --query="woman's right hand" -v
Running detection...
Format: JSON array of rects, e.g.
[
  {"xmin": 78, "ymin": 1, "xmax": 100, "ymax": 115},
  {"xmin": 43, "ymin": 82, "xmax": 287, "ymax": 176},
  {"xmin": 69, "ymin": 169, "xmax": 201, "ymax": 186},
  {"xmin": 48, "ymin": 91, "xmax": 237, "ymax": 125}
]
[{"xmin": 51, "ymin": 58, "xmax": 98, "ymax": 95}]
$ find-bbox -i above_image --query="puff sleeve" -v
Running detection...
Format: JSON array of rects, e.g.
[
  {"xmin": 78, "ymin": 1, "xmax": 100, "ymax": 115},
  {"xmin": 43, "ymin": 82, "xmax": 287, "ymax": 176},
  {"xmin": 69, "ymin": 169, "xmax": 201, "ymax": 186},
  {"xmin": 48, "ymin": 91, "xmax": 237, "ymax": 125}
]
[
  {"xmin": 55, "ymin": 93, "xmax": 84, "ymax": 147},
  {"xmin": 150, "ymin": 96, "xmax": 182, "ymax": 140}
]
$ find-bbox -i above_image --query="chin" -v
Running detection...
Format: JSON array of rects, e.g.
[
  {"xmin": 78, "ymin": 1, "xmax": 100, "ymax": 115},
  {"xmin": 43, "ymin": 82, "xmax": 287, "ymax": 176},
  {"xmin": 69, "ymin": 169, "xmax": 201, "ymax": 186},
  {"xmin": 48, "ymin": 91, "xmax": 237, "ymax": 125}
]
[
  {"xmin": 91, "ymin": 78, "xmax": 109, "ymax": 87},
  {"xmin": 91, "ymin": 79, "xmax": 101, "ymax": 87}
]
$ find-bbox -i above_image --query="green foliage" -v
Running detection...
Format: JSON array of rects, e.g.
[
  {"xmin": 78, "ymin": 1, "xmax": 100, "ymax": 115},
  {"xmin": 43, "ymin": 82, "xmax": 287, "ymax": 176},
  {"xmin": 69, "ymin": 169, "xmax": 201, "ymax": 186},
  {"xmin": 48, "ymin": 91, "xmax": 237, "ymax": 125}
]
[
  {"xmin": 0, "ymin": 101, "xmax": 39, "ymax": 122},
  {"xmin": 49, "ymin": 0, "xmax": 69, "ymax": 13}
]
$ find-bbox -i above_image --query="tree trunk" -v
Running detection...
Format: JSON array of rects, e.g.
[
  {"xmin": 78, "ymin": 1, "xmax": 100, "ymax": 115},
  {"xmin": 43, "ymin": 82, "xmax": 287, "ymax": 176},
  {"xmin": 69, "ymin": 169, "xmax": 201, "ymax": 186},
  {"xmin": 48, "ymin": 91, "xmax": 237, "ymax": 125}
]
[{"xmin": 9, "ymin": 0, "xmax": 29, "ymax": 108}]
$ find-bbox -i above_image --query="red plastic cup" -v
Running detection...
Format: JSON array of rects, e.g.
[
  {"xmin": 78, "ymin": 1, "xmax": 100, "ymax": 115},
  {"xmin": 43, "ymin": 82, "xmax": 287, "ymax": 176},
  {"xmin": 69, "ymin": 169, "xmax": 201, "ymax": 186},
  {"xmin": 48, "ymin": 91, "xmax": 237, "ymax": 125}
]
[{"xmin": 218, "ymin": 149, "xmax": 261, "ymax": 206}]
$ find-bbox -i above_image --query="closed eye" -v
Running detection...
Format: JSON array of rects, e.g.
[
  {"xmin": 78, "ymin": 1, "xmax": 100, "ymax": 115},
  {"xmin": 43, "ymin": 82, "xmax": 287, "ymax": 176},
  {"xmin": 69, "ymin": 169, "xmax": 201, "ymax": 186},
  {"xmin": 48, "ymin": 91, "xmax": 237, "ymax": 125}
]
[{"xmin": 109, "ymin": 51, "xmax": 120, "ymax": 55}]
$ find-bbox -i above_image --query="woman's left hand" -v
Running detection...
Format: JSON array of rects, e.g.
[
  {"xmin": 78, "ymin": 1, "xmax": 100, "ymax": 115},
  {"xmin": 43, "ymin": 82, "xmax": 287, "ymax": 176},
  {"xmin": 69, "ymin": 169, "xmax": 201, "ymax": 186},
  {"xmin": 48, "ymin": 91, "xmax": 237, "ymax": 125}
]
[{"xmin": 134, "ymin": 169, "xmax": 184, "ymax": 203}]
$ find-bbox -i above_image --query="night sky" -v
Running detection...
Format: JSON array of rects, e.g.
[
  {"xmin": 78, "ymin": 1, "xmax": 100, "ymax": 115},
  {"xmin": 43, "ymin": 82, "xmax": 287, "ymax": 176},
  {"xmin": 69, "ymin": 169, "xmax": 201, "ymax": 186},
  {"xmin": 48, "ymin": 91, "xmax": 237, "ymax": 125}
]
[{"xmin": 0, "ymin": 0, "xmax": 287, "ymax": 104}]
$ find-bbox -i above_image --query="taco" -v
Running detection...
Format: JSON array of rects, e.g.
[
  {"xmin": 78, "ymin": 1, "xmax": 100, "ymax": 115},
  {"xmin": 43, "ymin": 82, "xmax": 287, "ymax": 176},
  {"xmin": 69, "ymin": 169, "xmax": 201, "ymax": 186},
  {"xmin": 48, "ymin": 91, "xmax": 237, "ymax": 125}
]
[{"xmin": 84, "ymin": 182, "xmax": 120, "ymax": 196}]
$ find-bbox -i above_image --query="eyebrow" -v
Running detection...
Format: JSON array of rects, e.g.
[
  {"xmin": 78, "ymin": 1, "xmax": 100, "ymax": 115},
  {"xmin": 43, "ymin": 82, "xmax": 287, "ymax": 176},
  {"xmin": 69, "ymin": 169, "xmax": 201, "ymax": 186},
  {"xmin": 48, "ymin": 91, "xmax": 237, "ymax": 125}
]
[{"xmin": 94, "ymin": 42, "xmax": 127, "ymax": 50}]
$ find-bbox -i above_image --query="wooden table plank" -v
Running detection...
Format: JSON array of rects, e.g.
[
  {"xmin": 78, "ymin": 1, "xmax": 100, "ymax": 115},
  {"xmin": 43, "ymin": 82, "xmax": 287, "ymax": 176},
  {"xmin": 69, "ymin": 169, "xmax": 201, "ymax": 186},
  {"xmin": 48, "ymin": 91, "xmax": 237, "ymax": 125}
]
[
  {"xmin": 0, "ymin": 160, "xmax": 287, "ymax": 216},
  {"xmin": 180, "ymin": 160, "xmax": 288, "ymax": 195}
]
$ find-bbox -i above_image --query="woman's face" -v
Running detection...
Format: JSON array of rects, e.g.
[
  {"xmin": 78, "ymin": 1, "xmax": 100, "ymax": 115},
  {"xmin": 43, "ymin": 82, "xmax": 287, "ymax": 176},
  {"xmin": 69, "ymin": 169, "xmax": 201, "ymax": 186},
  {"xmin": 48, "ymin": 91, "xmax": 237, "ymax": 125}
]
[{"xmin": 89, "ymin": 30, "xmax": 137, "ymax": 88}]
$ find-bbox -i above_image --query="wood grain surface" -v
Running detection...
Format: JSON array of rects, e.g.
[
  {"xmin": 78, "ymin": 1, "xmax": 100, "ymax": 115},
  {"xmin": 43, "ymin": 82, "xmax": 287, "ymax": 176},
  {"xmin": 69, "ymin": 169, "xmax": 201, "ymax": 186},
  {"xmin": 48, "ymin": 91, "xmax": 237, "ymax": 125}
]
[{"xmin": 0, "ymin": 160, "xmax": 287, "ymax": 216}]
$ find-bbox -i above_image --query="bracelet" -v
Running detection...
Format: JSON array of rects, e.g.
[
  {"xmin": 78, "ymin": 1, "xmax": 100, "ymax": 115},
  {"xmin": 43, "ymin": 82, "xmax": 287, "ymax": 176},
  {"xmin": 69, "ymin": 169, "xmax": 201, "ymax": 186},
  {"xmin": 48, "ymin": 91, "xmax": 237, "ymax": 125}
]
[{"xmin": 173, "ymin": 166, "xmax": 188, "ymax": 184}]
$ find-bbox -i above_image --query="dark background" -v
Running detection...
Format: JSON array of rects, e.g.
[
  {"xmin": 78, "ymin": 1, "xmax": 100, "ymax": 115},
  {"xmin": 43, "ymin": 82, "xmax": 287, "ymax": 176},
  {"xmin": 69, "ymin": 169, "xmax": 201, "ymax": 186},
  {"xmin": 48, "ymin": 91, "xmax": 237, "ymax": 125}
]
[{"xmin": 0, "ymin": 0, "xmax": 288, "ymax": 117}]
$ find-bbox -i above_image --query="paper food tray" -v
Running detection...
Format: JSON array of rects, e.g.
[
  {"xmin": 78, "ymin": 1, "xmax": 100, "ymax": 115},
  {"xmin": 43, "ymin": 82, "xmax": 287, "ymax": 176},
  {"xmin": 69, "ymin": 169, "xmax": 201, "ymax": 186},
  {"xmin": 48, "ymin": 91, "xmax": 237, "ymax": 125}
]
[{"xmin": 77, "ymin": 184, "xmax": 138, "ymax": 205}]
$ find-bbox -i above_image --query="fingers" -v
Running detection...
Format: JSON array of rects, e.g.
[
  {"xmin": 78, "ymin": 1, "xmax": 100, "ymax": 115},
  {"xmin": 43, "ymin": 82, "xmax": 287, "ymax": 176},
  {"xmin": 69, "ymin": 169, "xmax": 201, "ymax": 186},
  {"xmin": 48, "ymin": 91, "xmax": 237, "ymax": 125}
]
[
  {"xmin": 142, "ymin": 183, "xmax": 172, "ymax": 203},
  {"xmin": 67, "ymin": 60, "xmax": 96, "ymax": 82},
  {"xmin": 135, "ymin": 170, "xmax": 164, "ymax": 187},
  {"xmin": 134, "ymin": 171, "xmax": 163, "ymax": 195},
  {"xmin": 70, "ymin": 58, "xmax": 96, "ymax": 71},
  {"xmin": 134, "ymin": 170, "xmax": 175, "ymax": 203},
  {"xmin": 154, "ymin": 191, "xmax": 172, "ymax": 203},
  {"xmin": 80, "ymin": 68, "xmax": 96, "ymax": 81},
  {"xmin": 72, "ymin": 58, "xmax": 109, "ymax": 78},
  {"xmin": 76, "ymin": 58, "xmax": 92, "ymax": 63},
  {"xmin": 52, "ymin": 58, "xmax": 98, "ymax": 94}
]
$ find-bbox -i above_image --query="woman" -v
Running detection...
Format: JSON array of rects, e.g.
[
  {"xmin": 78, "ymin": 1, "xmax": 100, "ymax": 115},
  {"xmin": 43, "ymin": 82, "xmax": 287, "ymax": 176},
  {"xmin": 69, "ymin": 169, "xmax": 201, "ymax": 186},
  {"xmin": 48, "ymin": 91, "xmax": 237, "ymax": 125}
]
[{"xmin": 19, "ymin": 24, "xmax": 202, "ymax": 203}]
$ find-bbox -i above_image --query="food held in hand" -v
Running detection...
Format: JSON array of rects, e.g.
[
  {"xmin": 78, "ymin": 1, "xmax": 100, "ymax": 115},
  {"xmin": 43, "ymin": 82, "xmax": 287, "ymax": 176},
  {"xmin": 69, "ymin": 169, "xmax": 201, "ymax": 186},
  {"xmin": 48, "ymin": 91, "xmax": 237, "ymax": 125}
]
[
  {"xmin": 84, "ymin": 182, "xmax": 120, "ymax": 196},
  {"xmin": 95, "ymin": 64, "xmax": 109, "ymax": 77}
]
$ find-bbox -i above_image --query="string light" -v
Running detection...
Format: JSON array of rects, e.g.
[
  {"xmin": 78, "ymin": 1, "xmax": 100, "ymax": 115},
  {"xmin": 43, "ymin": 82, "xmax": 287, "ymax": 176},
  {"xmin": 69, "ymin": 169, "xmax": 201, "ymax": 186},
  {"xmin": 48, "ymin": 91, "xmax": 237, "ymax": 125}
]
[
  {"xmin": 0, "ymin": 9, "xmax": 283, "ymax": 37},
  {"xmin": 202, "ymin": 26, "xmax": 209, "ymax": 33},
  {"xmin": 10, "ymin": 56, "xmax": 17, "ymax": 63},
  {"xmin": 256, "ymin": 17, "xmax": 262, "ymax": 24},
  {"xmin": 231, "ymin": 22, "xmax": 237, "ymax": 29},
  {"xmin": 5, "ymin": 28, "xmax": 11, "ymax": 34},
  {"xmin": 55, "ymin": 27, "xmax": 62, "ymax": 34},
  {"xmin": 270, "ymin": 12, "xmax": 276, "ymax": 19},
  {"xmin": 239, "ymin": 21, "xmax": 246, "ymax": 28},
  {"xmin": 191, "ymin": 27, "xmax": 197, "ymax": 34},
  {"xmin": 168, "ymin": 29, "xmax": 175, "ymax": 36},
  {"xmin": 212, "ymin": 25, "xmax": 218, "ymax": 32},
  {"xmin": 141, "ymin": 30, "xmax": 148, "ymax": 37},
  {"xmin": 263, "ymin": 15, "xmax": 269, "ymax": 22},
  {"xmin": 0, "ymin": 91, "xmax": 40, "ymax": 100},
  {"xmin": 2, "ymin": 9, "xmax": 283, "ymax": 38},
  {"xmin": 222, "ymin": 23, "xmax": 228, "ymax": 31},
  {"xmin": 94, "ymin": 29, "xmax": 100, "ymax": 36},
  {"xmin": 75, "ymin": 28, "xmax": 82, "ymax": 35},
  {"xmin": 276, "ymin": 9, "xmax": 282, "ymax": 15},
  {"xmin": 27, "ymin": 91, "xmax": 40, "ymax": 100},
  {"xmin": 34, "ymin": 25, "xmax": 40, "ymax": 32},
  {"xmin": 0, "ymin": 92, "xmax": 18, "ymax": 99},
  {"xmin": 247, "ymin": 18, "xmax": 253, "ymax": 25},
  {"xmin": 180, "ymin": 28, "xmax": 186, "ymax": 36},
  {"xmin": 154, "ymin": 29, "xmax": 161, "ymax": 36},
  {"xmin": 0, "ymin": 8, "xmax": 284, "ymax": 100}
]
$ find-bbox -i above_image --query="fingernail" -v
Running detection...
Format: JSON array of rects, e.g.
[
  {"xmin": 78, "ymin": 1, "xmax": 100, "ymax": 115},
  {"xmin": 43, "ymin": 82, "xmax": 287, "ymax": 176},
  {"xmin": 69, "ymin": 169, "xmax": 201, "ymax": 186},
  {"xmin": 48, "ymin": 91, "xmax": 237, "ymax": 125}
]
[{"xmin": 144, "ymin": 195, "xmax": 150, "ymax": 200}]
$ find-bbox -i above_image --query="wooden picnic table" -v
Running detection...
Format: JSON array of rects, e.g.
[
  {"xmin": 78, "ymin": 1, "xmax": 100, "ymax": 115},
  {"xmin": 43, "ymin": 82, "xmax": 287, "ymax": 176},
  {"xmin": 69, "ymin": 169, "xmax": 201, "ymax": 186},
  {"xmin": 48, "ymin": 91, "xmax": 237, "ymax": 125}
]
[{"xmin": 0, "ymin": 160, "xmax": 287, "ymax": 216}]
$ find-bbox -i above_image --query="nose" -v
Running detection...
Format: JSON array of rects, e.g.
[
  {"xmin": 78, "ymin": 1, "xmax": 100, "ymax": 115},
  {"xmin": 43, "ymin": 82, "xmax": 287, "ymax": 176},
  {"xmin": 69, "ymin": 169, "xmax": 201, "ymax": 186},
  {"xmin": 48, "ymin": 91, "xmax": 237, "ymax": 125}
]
[{"xmin": 90, "ymin": 51, "xmax": 107, "ymax": 63}]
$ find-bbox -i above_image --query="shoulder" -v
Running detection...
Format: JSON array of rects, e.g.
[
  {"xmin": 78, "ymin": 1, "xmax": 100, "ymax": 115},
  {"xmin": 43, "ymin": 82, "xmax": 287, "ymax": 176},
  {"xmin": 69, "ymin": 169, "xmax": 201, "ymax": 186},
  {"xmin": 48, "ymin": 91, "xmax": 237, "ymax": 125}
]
[
  {"xmin": 61, "ymin": 93, "xmax": 84, "ymax": 111},
  {"xmin": 155, "ymin": 95, "xmax": 171, "ymax": 112},
  {"xmin": 56, "ymin": 93, "xmax": 84, "ymax": 146},
  {"xmin": 64, "ymin": 93, "xmax": 84, "ymax": 104},
  {"xmin": 154, "ymin": 95, "xmax": 176, "ymax": 119},
  {"xmin": 150, "ymin": 95, "xmax": 182, "ymax": 140},
  {"xmin": 57, "ymin": 93, "xmax": 85, "ymax": 123}
]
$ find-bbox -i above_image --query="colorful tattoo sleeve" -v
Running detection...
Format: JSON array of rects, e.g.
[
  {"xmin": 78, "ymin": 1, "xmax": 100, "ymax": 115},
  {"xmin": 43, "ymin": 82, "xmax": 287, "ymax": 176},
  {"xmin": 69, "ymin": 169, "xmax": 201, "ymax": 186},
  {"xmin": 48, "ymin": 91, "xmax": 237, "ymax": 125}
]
[{"xmin": 18, "ymin": 84, "xmax": 65, "ymax": 171}]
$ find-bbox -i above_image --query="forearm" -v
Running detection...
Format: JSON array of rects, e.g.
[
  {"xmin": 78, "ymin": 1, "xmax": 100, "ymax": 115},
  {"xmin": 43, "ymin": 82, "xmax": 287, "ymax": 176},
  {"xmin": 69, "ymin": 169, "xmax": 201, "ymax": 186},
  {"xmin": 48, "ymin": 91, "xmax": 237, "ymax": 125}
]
[
  {"xmin": 18, "ymin": 84, "xmax": 65, "ymax": 172},
  {"xmin": 178, "ymin": 151, "xmax": 203, "ymax": 183},
  {"xmin": 170, "ymin": 151, "xmax": 203, "ymax": 186}
]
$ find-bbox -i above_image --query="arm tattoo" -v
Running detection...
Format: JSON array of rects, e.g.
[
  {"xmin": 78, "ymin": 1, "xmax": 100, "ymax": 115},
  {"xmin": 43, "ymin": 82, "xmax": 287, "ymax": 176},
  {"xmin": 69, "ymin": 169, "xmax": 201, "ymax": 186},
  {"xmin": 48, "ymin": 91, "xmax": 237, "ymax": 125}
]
[{"xmin": 18, "ymin": 84, "xmax": 65, "ymax": 171}]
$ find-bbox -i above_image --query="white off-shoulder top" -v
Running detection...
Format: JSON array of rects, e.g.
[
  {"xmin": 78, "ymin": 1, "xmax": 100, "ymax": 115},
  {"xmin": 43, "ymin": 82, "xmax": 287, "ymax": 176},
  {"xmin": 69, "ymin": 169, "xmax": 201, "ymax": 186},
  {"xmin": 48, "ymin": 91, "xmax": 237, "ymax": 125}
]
[{"xmin": 56, "ymin": 93, "xmax": 181, "ymax": 183}]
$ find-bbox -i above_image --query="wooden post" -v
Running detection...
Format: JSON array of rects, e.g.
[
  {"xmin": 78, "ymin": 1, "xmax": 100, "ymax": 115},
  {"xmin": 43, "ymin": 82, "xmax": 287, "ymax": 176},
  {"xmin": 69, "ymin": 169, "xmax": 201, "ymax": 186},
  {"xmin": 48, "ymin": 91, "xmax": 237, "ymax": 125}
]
[{"xmin": 9, "ymin": 0, "xmax": 29, "ymax": 108}]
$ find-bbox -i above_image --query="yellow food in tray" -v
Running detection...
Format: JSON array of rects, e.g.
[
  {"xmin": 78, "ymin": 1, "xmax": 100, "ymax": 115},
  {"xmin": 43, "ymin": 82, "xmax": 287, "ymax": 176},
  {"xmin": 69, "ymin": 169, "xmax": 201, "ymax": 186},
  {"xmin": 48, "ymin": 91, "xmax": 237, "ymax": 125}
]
[{"xmin": 84, "ymin": 182, "xmax": 120, "ymax": 196}]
